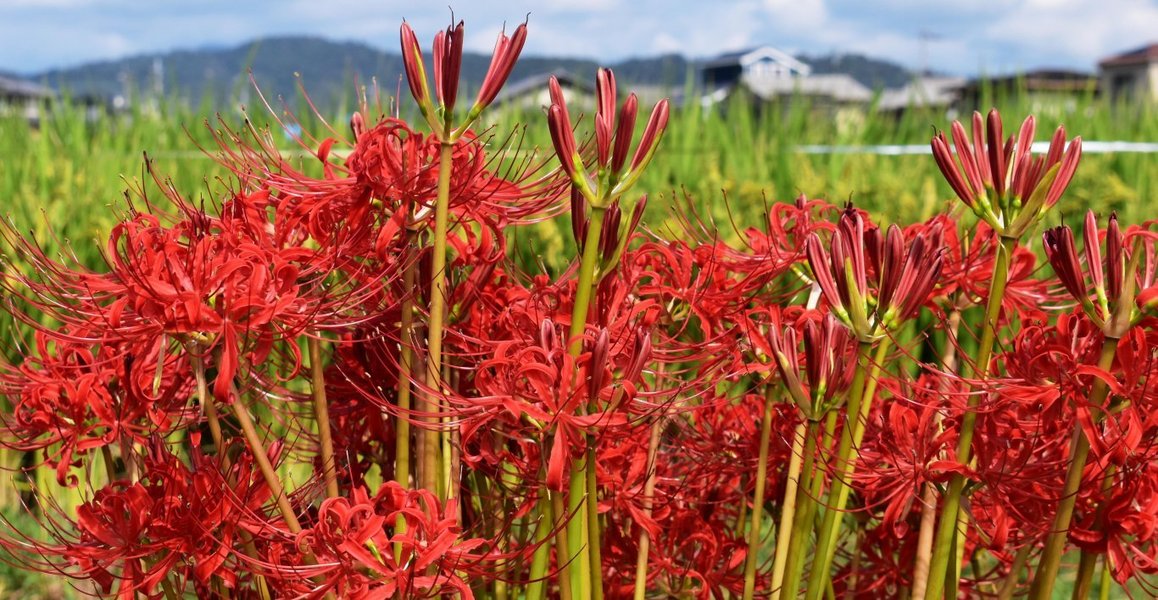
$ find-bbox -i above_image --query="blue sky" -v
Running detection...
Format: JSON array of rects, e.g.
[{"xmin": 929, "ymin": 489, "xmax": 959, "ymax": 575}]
[{"xmin": 2, "ymin": 0, "xmax": 1156, "ymax": 75}]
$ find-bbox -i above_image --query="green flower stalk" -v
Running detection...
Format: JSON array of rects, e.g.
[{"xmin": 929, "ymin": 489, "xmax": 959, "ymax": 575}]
[
  {"xmin": 924, "ymin": 109, "xmax": 1082, "ymax": 600},
  {"xmin": 547, "ymin": 68, "xmax": 670, "ymax": 599},
  {"xmin": 399, "ymin": 19, "xmax": 528, "ymax": 498}
]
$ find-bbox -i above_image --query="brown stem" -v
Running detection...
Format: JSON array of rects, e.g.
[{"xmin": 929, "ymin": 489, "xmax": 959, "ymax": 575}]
[
  {"xmin": 231, "ymin": 401, "xmax": 302, "ymax": 533},
  {"xmin": 912, "ymin": 307, "xmax": 963, "ymax": 600},
  {"xmin": 308, "ymin": 336, "xmax": 339, "ymax": 499},
  {"xmin": 192, "ymin": 354, "xmax": 224, "ymax": 453}
]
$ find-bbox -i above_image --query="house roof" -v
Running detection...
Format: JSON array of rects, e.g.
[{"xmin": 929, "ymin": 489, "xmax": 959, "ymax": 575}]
[
  {"xmin": 0, "ymin": 75, "xmax": 54, "ymax": 99},
  {"xmin": 959, "ymin": 69, "xmax": 1097, "ymax": 93},
  {"xmin": 1099, "ymin": 43, "xmax": 1158, "ymax": 68},
  {"xmin": 493, "ymin": 70, "xmax": 594, "ymax": 104},
  {"xmin": 702, "ymin": 46, "xmax": 812, "ymax": 76},
  {"xmin": 878, "ymin": 76, "xmax": 965, "ymax": 110},
  {"xmin": 745, "ymin": 73, "xmax": 871, "ymax": 103}
]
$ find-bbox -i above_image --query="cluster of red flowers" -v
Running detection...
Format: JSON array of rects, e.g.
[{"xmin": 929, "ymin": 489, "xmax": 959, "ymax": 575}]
[{"xmin": 2, "ymin": 15, "xmax": 1157, "ymax": 600}]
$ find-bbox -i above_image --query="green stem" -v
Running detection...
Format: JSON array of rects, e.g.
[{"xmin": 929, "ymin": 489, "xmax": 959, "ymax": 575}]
[
  {"xmin": 1100, "ymin": 556, "xmax": 1112, "ymax": 600},
  {"xmin": 633, "ymin": 417, "xmax": 663, "ymax": 600},
  {"xmin": 586, "ymin": 444, "xmax": 604, "ymax": 600},
  {"xmin": 1073, "ymin": 464, "xmax": 1117, "ymax": 600},
  {"xmin": 778, "ymin": 420, "xmax": 822, "ymax": 600},
  {"xmin": 421, "ymin": 141, "xmax": 455, "ymax": 497},
  {"xmin": 996, "ymin": 545, "xmax": 1031, "ymax": 600},
  {"xmin": 309, "ymin": 337, "xmax": 338, "ymax": 499},
  {"xmin": 394, "ymin": 252, "xmax": 417, "ymax": 564},
  {"xmin": 526, "ymin": 494, "xmax": 553, "ymax": 600},
  {"xmin": 1029, "ymin": 337, "xmax": 1118, "ymax": 600},
  {"xmin": 924, "ymin": 236, "xmax": 1015, "ymax": 600},
  {"xmin": 911, "ymin": 308, "xmax": 962, "ymax": 600},
  {"xmin": 770, "ymin": 420, "xmax": 808, "ymax": 595},
  {"xmin": 806, "ymin": 339, "xmax": 891, "ymax": 599},
  {"xmin": 551, "ymin": 491, "xmax": 575, "ymax": 600},
  {"xmin": 743, "ymin": 385, "xmax": 778, "ymax": 600},
  {"xmin": 565, "ymin": 206, "xmax": 607, "ymax": 599},
  {"xmin": 395, "ymin": 247, "xmax": 417, "ymax": 489}
]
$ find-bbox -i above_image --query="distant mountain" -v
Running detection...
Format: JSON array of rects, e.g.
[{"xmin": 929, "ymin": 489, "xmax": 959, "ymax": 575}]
[{"xmin": 26, "ymin": 36, "xmax": 909, "ymax": 109}]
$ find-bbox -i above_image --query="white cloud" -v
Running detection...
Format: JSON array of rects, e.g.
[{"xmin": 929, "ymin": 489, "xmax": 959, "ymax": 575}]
[{"xmin": 763, "ymin": 0, "xmax": 828, "ymax": 29}]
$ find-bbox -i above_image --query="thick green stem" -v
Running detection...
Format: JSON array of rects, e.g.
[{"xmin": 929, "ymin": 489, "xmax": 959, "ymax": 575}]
[
  {"xmin": 395, "ymin": 249, "xmax": 417, "ymax": 489},
  {"xmin": 565, "ymin": 206, "xmax": 607, "ymax": 599},
  {"xmin": 924, "ymin": 237, "xmax": 1015, "ymax": 600},
  {"xmin": 1100, "ymin": 557, "xmax": 1113, "ymax": 600},
  {"xmin": 743, "ymin": 385, "xmax": 778, "ymax": 600},
  {"xmin": 551, "ymin": 491, "xmax": 575, "ymax": 600},
  {"xmin": 421, "ymin": 141, "xmax": 455, "ymax": 497},
  {"xmin": 309, "ymin": 337, "xmax": 338, "ymax": 499},
  {"xmin": 527, "ymin": 495, "xmax": 554, "ymax": 600},
  {"xmin": 778, "ymin": 420, "xmax": 822, "ymax": 600},
  {"xmin": 393, "ymin": 252, "xmax": 418, "ymax": 564},
  {"xmin": 633, "ymin": 417, "xmax": 663, "ymax": 600},
  {"xmin": 1073, "ymin": 464, "xmax": 1117, "ymax": 600},
  {"xmin": 805, "ymin": 339, "xmax": 891, "ymax": 599},
  {"xmin": 770, "ymin": 420, "xmax": 808, "ymax": 595},
  {"xmin": 1029, "ymin": 337, "xmax": 1118, "ymax": 600}
]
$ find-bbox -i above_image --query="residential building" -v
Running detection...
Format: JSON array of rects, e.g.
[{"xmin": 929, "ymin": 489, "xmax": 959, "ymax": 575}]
[
  {"xmin": 0, "ymin": 74, "xmax": 54, "ymax": 126},
  {"xmin": 1098, "ymin": 43, "xmax": 1158, "ymax": 103}
]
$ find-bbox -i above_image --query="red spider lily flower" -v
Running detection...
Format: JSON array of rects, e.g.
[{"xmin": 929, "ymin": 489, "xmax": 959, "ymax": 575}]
[
  {"xmin": 1044, "ymin": 211, "xmax": 1141, "ymax": 338},
  {"xmin": 471, "ymin": 21, "xmax": 528, "ymax": 117},
  {"xmin": 400, "ymin": 21, "xmax": 432, "ymax": 113},
  {"xmin": 401, "ymin": 19, "xmax": 528, "ymax": 136},
  {"xmin": 929, "ymin": 215, "xmax": 1051, "ymax": 317},
  {"xmin": 931, "ymin": 109, "xmax": 1081, "ymax": 238},
  {"xmin": 0, "ymin": 332, "xmax": 194, "ymax": 484},
  {"xmin": 11, "ymin": 448, "xmax": 274, "ymax": 597},
  {"xmin": 765, "ymin": 312, "xmax": 856, "ymax": 418},
  {"xmin": 547, "ymin": 69, "xmax": 670, "ymax": 207},
  {"xmin": 432, "ymin": 21, "xmax": 464, "ymax": 115},
  {"xmin": 807, "ymin": 208, "xmax": 945, "ymax": 339},
  {"xmin": 269, "ymin": 482, "xmax": 489, "ymax": 598}
]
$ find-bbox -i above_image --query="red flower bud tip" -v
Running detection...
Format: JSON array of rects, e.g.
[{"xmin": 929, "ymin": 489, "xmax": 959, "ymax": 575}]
[
  {"xmin": 548, "ymin": 102, "xmax": 579, "ymax": 179},
  {"xmin": 1044, "ymin": 135, "xmax": 1081, "ymax": 209},
  {"xmin": 630, "ymin": 98, "xmax": 670, "ymax": 172},
  {"xmin": 399, "ymin": 21, "xmax": 431, "ymax": 108},
  {"xmin": 432, "ymin": 20, "xmax": 465, "ymax": 113},
  {"xmin": 474, "ymin": 21, "xmax": 528, "ymax": 112},
  {"xmin": 540, "ymin": 319, "xmax": 558, "ymax": 353},
  {"xmin": 589, "ymin": 328, "xmax": 611, "ymax": 399},
  {"xmin": 931, "ymin": 132, "xmax": 974, "ymax": 208},
  {"xmin": 611, "ymin": 93, "xmax": 638, "ymax": 175},
  {"xmin": 875, "ymin": 224, "xmax": 905, "ymax": 314},
  {"xmin": 627, "ymin": 194, "xmax": 647, "ymax": 237},
  {"xmin": 1084, "ymin": 210, "xmax": 1105, "ymax": 297},
  {"xmin": 1106, "ymin": 213, "xmax": 1123, "ymax": 302},
  {"xmin": 986, "ymin": 109, "xmax": 1008, "ymax": 200},
  {"xmin": 1043, "ymin": 225, "xmax": 1087, "ymax": 303},
  {"xmin": 806, "ymin": 233, "xmax": 844, "ymax": 319},
  {"xmin": 570, "ymin": 185, "xmax": 588, "ymax": 248},
  {"xmin": 1009, "ymin": 115, "xmax": 1037, "ymax": 200},
  {"xmin": 349, "ymin": 112, "xmax": 366, "ymax": 140},
  {"xmin": 599, "ymin": 199, "xmax": 622, "ymax": 262},
  {"xmin": 595, "ymin": 68, "xmax": 617, "ymax": 167},
  {"xmin": 625, "ymin": 328, "xmax": 651, "ymax": 383}
]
